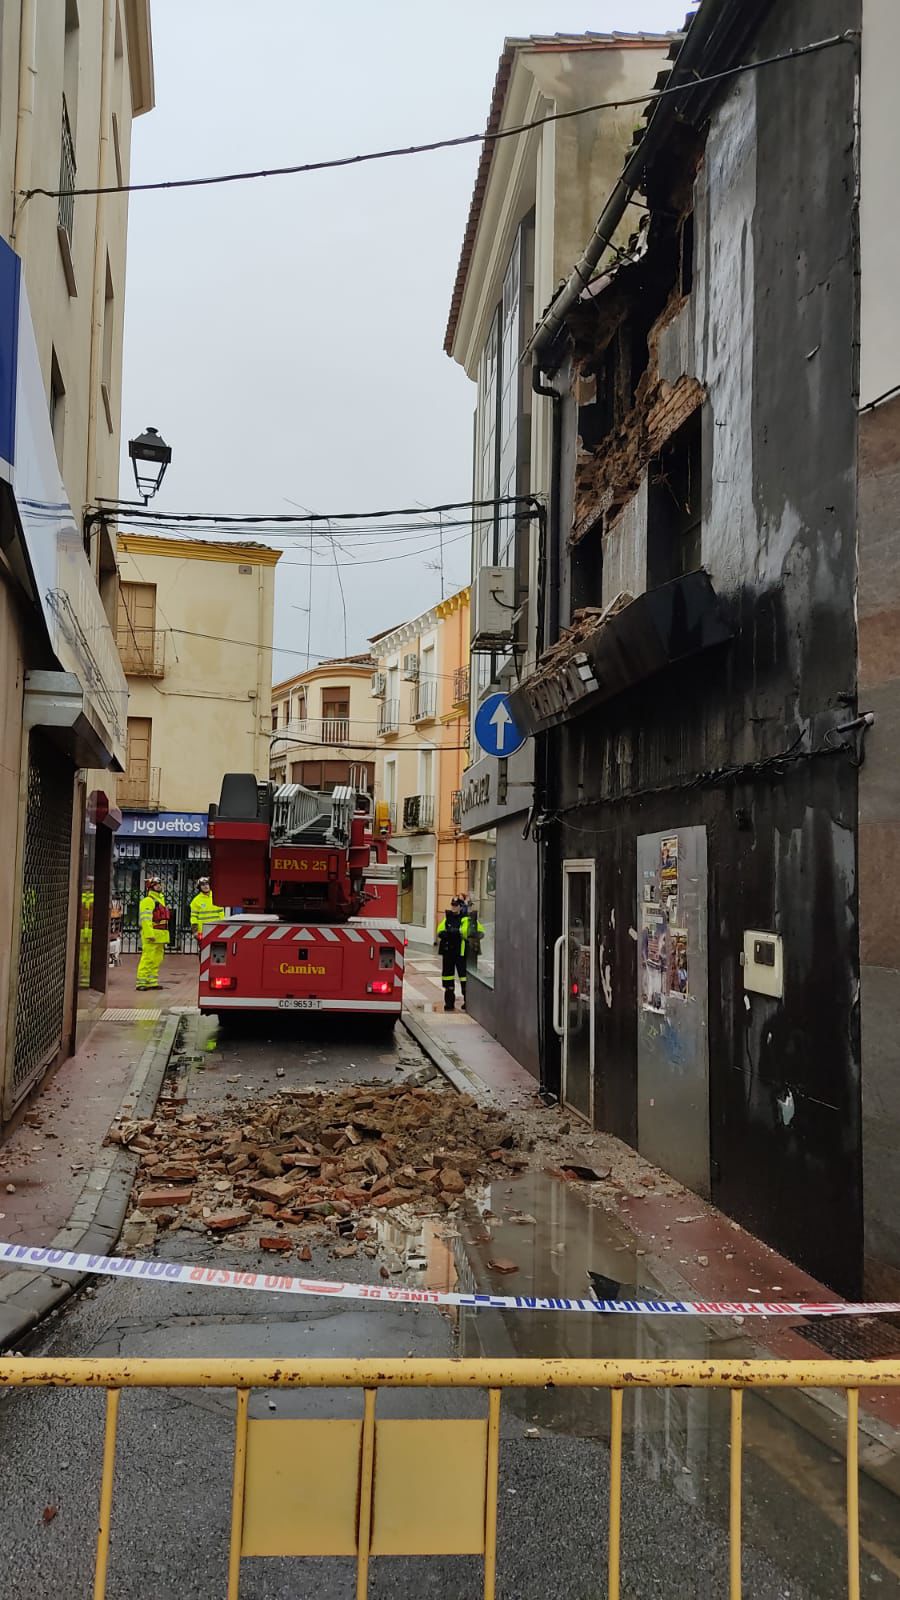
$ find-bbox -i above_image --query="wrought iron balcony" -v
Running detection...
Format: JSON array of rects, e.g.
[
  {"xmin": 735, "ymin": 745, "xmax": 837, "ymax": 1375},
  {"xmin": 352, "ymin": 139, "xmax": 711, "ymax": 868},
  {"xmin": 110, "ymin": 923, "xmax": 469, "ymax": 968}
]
[
  {"xmin": 378, "ymin": 699, "xmax": 400, "ymax": 736},
  {"xmin": 452, "ymin": 665, "xmax": 470, "ymax": 706},
  {"xmin": 412, "ymin": 678, "xmax": 437, "ymax": 722},
  {"xmin": 116, "ymin": 627, "xmax": 166, "ymax": 678},
  {"xmin": 118, "ymin": 766, "xmax": 161, "ymax": 809}
]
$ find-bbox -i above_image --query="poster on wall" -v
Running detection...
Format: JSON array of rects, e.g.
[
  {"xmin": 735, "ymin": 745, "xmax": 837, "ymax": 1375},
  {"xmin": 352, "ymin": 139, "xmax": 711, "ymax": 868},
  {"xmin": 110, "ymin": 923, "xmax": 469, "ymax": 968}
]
[
  {"xmin": 640, "ymin": 906, "xmax": 668, "ymax": 1014},
  {"xmin": 668, "ymin": 929, "xmax": 689, "ymax": 997},
  {"xmin": 659, "ymin": 836, "xmax": 679, "ymax": 915}
]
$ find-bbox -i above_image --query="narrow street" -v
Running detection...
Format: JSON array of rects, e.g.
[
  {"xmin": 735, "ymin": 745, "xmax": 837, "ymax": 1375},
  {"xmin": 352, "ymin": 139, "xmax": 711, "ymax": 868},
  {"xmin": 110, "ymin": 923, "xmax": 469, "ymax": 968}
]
[{"xmin": 0, "ymin": 1008, "xmax": 896, "ymax": 1599}]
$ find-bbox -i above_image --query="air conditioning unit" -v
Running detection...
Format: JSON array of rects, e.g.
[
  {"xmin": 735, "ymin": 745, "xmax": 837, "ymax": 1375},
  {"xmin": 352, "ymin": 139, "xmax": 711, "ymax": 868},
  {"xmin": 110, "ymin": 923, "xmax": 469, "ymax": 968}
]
[
  {"xmin": 472, "ymin": 566, "xmax": 515, "ymax": 650},
  {"xmin": 370, "ymin": 671, "xmax": 386, "ymax": 698},
  {"xmin": 401, "ymin": 653, "xmax": 419, "ymax": 681}
]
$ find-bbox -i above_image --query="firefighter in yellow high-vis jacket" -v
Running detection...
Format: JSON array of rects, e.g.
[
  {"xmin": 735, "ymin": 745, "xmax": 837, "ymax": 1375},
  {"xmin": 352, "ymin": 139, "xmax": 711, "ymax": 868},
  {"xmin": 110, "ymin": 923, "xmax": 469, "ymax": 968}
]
[{"xmin": 136, "ymin": 875, "xmax": 170, "ymax": 991}]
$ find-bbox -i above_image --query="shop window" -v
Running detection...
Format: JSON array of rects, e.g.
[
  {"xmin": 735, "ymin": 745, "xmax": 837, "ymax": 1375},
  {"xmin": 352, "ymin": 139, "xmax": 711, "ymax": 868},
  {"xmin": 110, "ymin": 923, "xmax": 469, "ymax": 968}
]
[
  {"xmin": 646, "ymin": 410, "xmax": 702, "ymax": 589},
  {"xmin": 467, "ymin": 827, "xmax": 496, "ymax": 986}
]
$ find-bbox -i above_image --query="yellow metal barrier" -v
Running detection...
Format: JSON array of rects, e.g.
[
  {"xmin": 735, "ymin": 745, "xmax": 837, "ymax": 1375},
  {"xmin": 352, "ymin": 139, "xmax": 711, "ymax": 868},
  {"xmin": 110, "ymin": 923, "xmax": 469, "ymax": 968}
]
[{"xmin": 0, "ymin": 1356, "xmax": 896, "ymax": 1599}]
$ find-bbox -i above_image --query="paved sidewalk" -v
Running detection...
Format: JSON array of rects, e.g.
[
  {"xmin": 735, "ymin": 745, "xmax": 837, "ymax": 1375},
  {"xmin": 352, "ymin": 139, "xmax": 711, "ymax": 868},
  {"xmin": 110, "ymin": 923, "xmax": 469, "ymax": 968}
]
[
  {"xmin": 0, "ymin": 954, "xmax": 186, "ymax": 1346},
  {"xmin": 403, "ymin": 953, "xmax": 900, "ymax": 1486}
]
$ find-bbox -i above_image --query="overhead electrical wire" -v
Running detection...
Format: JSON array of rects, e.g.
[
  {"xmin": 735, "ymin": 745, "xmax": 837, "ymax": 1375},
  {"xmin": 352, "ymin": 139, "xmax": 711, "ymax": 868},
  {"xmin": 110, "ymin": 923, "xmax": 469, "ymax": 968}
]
[
  {"xmin": 22, "ymin": 33, "xmax": 856, "ymax": 204},
  {"xmin": 99, "ymin": 495, "xmax": 537, "ymax": 526}
]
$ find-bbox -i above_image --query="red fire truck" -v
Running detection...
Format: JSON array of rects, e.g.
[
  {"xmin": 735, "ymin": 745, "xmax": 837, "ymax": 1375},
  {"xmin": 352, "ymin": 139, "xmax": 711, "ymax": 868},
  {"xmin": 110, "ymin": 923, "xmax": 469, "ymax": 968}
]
[{"xmin": 198, "ymin": 774, "xmax": 404, "ymax": 1027}]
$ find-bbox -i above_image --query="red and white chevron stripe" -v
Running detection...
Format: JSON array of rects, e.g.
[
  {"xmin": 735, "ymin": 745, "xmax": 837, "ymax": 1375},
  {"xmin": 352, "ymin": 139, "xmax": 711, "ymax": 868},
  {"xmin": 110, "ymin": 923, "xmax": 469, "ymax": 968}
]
[{"xmin": 198, "ymin": 917, "xmax": 406, "ymax": 1007}]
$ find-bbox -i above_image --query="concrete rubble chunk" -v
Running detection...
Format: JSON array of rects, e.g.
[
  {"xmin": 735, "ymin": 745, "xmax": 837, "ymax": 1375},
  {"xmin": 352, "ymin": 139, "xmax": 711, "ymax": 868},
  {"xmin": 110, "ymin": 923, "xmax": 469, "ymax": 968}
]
[{"xmin": 124, "ymin": 1080, "xmax": 526, "ymax": 1246}]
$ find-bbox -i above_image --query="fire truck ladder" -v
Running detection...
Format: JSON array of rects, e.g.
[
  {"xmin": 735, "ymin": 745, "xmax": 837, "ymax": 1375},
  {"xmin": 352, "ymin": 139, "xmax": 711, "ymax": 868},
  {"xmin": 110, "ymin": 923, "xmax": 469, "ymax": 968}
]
[{"xmin": 272, "ymin": 783, "xmax": 355, "ymax": 850}]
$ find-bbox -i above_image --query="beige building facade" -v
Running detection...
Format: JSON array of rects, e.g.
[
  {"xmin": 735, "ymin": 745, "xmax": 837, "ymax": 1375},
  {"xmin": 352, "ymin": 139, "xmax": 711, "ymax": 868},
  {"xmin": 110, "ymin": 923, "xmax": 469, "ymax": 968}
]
[
  {"xmin": 270, "ymin": 656, "xmax": 377, "ymax": 794},
  {"xmin": 370, "ymin": 588, "xmax": 470, "ymax": 942},
  {"xmin": 113, "ymin": 533, "xmax": 279, "ymax": 952},
  {"xmin": 0, "ymin": 1, "xmax": 154, "ymax": 1120}
]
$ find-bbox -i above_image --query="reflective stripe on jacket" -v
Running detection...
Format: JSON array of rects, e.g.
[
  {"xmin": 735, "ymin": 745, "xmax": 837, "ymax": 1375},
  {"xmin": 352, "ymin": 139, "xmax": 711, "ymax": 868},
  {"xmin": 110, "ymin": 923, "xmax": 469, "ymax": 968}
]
[
  {"xmin": 190, "ymin": 891, "xmax": 223, "ymax": 932},
  {"xmin": 139, "ymin": 892, "xmax": 170, "ymax": 946}
]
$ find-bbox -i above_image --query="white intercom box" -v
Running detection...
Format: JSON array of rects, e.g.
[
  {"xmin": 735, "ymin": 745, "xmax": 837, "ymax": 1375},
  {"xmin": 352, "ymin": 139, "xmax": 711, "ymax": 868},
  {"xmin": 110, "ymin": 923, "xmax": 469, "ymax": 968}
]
[{"xmin": 741, "ymin": 931, "xmax": 784, "ymax": 999}]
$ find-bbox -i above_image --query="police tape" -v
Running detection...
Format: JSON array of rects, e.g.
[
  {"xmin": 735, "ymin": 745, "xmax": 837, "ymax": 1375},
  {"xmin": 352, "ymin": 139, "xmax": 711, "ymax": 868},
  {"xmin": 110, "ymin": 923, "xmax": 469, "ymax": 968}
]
[{"xmin": 2, "ymin": 1241, "xmax": 900, "ymax": 1318}]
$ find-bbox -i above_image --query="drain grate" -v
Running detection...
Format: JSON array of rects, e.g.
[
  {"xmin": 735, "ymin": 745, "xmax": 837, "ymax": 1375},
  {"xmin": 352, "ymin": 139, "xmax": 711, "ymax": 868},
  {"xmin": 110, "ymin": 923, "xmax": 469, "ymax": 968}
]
[
  {"xmin": 102, "ymin": 1008, "xmax": 162, "ymax": 1023},
  {"xmin": 800, "ymin": 1315, "xmax": 900, "ymax": 1361}
]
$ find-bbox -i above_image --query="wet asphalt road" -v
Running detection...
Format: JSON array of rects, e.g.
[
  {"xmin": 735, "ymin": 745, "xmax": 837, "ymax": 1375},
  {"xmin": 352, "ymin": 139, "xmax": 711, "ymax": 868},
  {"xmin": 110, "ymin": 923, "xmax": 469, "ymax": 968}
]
[{"xmin": 0, "ymin": 1014, "xmax": 897, "ymax": 1599}]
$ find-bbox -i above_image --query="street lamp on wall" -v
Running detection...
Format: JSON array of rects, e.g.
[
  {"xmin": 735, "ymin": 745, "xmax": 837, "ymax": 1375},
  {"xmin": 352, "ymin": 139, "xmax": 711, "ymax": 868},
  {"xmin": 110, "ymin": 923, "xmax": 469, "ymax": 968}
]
[{"xmin": 127, "ymin": 426, "xmax": 172, "ymax": 503}]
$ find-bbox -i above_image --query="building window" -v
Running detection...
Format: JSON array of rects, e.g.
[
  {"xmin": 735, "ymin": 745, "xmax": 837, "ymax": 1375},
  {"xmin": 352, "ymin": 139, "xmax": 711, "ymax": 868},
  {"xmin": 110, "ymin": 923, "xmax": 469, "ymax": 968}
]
[
  {"xmin": 121, "ymin": 716, "xmax": 152, "ymax": 806},
  {"xmin": 294, "ymin": 689, "xmax": 307, "ymax": 724},
  {"xmin": 383, "ymin": 758, "xmax": 397, "ymax": 826},
  {"xmin": 321, "ymin": 686, "xmax": 349, "ymax": 744},
  {"xmin": 116, "ymin": 581, "xmax": 160, "ymax": 674},
  {"xmin": 101, "ymin": 256, "xmax": 115, "ymax": 430},
  {"xmin": 49, "ymin": 350, "xmax": 66, "ymax": 470},
  {"xmin": 646, "ymin": 410, "xmax": 703, "ymax": 589},
  {"xmin": 58, "ymin": 3, "xmax": 80, "ymax": 258}
]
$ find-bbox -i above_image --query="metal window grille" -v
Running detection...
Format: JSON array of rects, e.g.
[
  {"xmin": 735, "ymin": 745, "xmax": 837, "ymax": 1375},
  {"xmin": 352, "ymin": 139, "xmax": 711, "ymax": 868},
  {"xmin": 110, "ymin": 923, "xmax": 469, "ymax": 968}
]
[
  {"xmin": 113, "ymin": 842, "xmax": 211, "ymax": 954},
  {"xmin": 12, "ymin": 734, "xmax": 75, "ymax": 1108},
  {"xmin": 403, "ymin": 794, "xmax": 435, "ymax": 831},
  {"xmin": 58, "ymin": 99, "xmax": 76, "ymax": 244}
]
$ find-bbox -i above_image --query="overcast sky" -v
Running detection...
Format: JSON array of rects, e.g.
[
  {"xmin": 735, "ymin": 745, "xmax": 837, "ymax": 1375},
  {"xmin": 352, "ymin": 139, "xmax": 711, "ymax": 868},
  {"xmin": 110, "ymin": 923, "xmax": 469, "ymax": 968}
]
[{"xmin": 120, "ymin": 0, "xmax": 690, "ymax": 681}]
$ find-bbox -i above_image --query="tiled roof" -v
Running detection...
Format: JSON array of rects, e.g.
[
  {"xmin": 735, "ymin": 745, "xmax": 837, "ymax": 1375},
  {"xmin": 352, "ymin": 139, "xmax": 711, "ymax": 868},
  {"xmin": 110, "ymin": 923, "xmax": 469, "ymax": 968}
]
[{"xmin": 443, "ymin": 32, "xmax": 677, "ymax": 357}]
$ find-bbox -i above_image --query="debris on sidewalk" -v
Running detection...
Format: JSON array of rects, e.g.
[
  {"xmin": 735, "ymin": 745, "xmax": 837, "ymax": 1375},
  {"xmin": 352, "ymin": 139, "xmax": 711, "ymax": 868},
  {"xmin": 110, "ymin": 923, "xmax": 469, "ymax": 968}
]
[{"xmin": 115, "ymin": 1082, "xmax": 527, "ymax": 1254}]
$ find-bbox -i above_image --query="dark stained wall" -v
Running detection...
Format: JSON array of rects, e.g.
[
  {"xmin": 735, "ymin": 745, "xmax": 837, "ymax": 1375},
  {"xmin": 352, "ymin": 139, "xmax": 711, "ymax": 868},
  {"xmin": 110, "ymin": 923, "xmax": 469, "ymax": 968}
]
[
  {"xmin": 858, "ymin": 393, "xmax": 900, "ymax": 1293},
  {"xmin": 545, "ymin": 0, "xmax": 863, "ymax": 1292}
]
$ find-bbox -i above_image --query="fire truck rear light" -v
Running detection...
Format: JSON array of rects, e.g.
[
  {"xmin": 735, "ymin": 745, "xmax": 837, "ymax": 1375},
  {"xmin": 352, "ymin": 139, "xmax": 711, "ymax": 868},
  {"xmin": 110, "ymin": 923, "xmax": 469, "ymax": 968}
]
[
  {"xmin": 369, "ymin": 979, "xmax": 392, "ymax": 995},
  {"xmin": 211, "ymin": 975, "xmax": 236, "ymax": 992}
]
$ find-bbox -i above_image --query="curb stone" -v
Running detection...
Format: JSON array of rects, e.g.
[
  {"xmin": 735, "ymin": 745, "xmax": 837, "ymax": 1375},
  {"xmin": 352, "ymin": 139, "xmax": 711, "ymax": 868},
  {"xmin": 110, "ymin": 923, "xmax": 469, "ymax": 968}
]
[
  {"xmin": 0, "ymin": 1011, "xmax": 181, "ymax": 1350},
  {"xmin": 401, "ymin": 1010, "xmax": 492, "ymax": 1104},
  {"xmin": 401, "ymin": 1004, "xmax": 900, "ymax": 1502}
]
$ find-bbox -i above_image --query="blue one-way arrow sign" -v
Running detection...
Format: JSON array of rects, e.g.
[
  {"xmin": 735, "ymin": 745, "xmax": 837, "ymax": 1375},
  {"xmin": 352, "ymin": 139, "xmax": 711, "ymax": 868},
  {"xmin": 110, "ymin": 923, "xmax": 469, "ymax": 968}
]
[{"xmin": 474, "ymin": 692, "xmax": 527, "ymax": 759}]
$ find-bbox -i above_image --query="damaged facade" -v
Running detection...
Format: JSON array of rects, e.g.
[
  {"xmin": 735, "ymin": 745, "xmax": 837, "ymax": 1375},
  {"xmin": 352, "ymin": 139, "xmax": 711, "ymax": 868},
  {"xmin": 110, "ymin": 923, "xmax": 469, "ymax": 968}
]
[
  {"xmin": 452, "ymin": 0, "xmax": 900, "ymax": 1298},
  {"xmin": 445, "ymin": 31, "xmax": 675, "ymax": 1079}
]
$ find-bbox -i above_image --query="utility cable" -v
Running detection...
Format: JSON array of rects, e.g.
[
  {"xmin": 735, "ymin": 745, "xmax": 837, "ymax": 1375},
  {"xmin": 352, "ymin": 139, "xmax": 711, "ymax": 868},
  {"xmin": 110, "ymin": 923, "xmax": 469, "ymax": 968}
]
[
  {"xmin": 98, "ymin": 495, "xmax": 539, "ymax": 525},
  {"xmin": 22, "ymin": 34, "xmax": 856, "ymax": 204}
]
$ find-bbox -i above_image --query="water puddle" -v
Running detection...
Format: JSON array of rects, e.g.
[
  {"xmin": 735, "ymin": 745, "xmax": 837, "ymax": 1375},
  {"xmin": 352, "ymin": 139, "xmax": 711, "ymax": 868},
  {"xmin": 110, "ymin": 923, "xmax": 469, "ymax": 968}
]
[{"xmin": 377, "ymin": 1170, "xmax": 900, "ymax": 1595}]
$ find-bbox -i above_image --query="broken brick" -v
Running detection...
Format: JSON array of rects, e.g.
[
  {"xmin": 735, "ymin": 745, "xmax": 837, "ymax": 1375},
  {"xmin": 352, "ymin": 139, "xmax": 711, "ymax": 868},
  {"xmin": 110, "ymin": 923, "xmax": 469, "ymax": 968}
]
[
  {"xmin": 139, "ymin": 1186, "xmax": 193, "ymax": 1208},
  {"xmin": 205, "ymin": 1210, "xmax": 251, "ymax": 1231}
]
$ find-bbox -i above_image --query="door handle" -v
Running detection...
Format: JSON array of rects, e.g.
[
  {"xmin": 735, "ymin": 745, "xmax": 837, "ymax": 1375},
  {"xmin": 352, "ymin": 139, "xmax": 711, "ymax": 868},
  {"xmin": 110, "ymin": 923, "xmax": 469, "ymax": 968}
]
[{"xmin": 552, "ymin": 934, "xmax": 566, "ymax": 1038}]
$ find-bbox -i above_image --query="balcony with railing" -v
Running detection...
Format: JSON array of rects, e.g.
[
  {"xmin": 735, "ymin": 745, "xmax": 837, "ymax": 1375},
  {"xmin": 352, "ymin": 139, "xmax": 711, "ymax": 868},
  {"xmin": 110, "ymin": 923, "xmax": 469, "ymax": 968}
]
[
  {"xmin": 274, "ymin": 717, "xmax": 371, "ymax": 749},
  {"xmin": 116, "ymin": 627, "xmax": 166, "ymax": 678},
  {"xmin": 403, "ymin": 794, "xmax": 435, "ymax": 832},
  {"xmin": 452, "ymin": 665, "xmax": 470, "ymax": 706},
  {"xmin": 118, "ymin": 765, "xmax": 161, "ymax": 809},
  {"xmin": 378, "ymin": 699, "xmax": 400, "ymax": 736},
  {"xmin": 451, "ymin": 790, "xmax": 462, "ymax": 827},
  {"xmin": 411, "ymin": 678, "xmax": 437, "ymax": 723}
]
